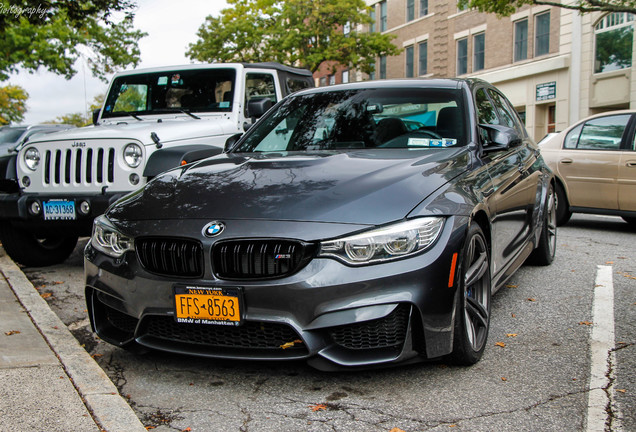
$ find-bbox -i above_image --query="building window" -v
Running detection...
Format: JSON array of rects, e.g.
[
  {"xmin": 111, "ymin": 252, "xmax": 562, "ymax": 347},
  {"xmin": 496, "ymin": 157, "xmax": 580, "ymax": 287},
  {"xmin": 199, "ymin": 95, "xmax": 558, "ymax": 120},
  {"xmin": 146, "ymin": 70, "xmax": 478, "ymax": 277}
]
[
  {"xmin": 380, "ymin": 56, "xmax": 387, "ymax": 79},
  {"xmin": 405, "ymin": 46, "xmax": 414, "ymax": 77},
  {"xmin": 369, "ymin": 9, "xmax": 376, "ymax": 33},
  {"xmin": 343, "ymin": 22, "xmax": 351, "ymax": 36},
  {"xmin": 516, "ymin": 108, "xmax": 526, "ymax": 125},
  {"xmin": 514, "ymin": 19, "xmax": 528, "ymax": 62},
  {"xmin": 407, "ymin": 0, "xmax": 415, "ymax": 22},
  {"xmin": 319, "ymin": 76, "xmax": 327, "ymax": 87},
  {"xmin": 473, "ymin": 33, "xmax": 485, "ymax": 71},
  {"xmin": 594, "ymin": 12, "xmax": 635, "ymax": 73},
  {"xmin": 418, "ymin": 41, "xmax": 428, "ymax": 75},
  {"xmin": 342, "ymin": 70, "xmax": 349, "ymax": 84},
  {"xmin": 420, "ymin": 0, "xmax": 428, "ymax": 17},
  {"xmin": 457, "ymin": 1, "xmax": 469, "ymax": 12},
  {"xmin": 457, "ymin": 38, "xmax": 468, "ymax": 75},
  {"xmin": 535, "ymin": 12, "xmax": 550, "ymax": 57},
  {"xmin": 380, "ymin": 1, "xmax": 387, "ymax": 32},
  {"xmin": 328, "ymin": 75, "xmax": 336, "ymax": 85}
]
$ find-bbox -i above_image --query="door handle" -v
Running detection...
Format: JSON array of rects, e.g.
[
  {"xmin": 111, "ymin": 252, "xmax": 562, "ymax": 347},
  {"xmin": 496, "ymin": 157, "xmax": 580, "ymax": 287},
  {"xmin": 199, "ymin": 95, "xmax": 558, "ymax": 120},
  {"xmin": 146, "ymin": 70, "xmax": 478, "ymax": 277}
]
[
  {"xmin": 560, "ymin": 158, "xmax": 573, "ymax": 164},
  {"xmin": 626, "ymin": 160, "xmax": 636, "ymax": 167}
]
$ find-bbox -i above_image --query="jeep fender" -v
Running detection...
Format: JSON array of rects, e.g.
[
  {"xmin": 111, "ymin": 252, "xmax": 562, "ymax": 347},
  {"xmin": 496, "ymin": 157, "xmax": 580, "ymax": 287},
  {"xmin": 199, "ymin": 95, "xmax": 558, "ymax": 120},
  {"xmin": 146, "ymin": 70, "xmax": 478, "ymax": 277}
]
[
  {"xmin": 143, "ymin": 145, "xmax": 224, "ymax": 178},
  {"xmin": 0, "ymin": 154, "xmax": 18, "ymax": 193}
]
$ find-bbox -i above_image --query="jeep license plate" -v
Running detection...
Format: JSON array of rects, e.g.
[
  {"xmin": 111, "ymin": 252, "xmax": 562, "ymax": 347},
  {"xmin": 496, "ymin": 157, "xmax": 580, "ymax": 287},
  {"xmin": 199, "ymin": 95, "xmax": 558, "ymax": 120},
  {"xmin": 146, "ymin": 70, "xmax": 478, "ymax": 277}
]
[{"xmin": 43, "ymin": 200, "xmax": 76, "ymax": 220}]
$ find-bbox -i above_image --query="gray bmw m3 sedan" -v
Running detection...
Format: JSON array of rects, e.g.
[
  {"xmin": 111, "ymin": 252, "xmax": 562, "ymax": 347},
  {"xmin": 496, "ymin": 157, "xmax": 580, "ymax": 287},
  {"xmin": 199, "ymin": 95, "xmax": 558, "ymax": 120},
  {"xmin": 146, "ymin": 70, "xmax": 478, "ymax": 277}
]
[{"xmin": 85, "ymin": 78, "xmax": 556, "ymax": 370}]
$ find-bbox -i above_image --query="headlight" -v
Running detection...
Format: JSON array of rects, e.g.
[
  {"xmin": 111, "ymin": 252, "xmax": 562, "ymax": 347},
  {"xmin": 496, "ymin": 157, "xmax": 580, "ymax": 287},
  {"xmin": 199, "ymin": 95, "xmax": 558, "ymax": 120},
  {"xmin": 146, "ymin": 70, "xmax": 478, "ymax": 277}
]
[
  {"xmin": 123, "ymin": 143, "xmax": 143, "ymax": 168},
  {"xmin": 24, "ymin": 147, "xmax": 40, "ymax": 171},
  {"xmin": 319, "ymin": 217, "xmax": 445, "ymax": 265},
  {"xmin": 91, "ymin": 215, "xmax": 134, "ymax": 258}
]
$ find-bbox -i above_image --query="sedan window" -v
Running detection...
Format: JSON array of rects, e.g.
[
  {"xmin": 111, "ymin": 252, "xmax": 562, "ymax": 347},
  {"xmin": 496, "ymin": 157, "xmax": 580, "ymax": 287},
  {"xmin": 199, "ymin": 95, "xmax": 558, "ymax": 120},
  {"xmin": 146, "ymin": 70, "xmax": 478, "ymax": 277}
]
[{"xmin": 565, "ymin": 115, "xmax": 631, "ymax": 150}]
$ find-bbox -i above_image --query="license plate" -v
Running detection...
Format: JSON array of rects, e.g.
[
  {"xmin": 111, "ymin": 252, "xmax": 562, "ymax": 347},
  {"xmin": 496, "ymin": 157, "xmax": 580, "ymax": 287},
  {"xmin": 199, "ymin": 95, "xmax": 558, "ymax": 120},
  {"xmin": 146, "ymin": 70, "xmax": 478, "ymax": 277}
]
[
  {"xmin": 174, "ymin": 285, "xmax": 242, "ymax": 326},
  {"xmin": 43, "ymin": 200, "xmax": 76, "ymax": 220}
]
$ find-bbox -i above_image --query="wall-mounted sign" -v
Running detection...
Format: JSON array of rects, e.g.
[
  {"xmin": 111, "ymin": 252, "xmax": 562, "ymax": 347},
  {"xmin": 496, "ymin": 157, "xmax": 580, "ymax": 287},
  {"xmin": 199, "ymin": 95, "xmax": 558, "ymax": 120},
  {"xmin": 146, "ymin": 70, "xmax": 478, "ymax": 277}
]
[{"xmin": 536, "ymin": 81, "xmax": 556, "ymax": 101}]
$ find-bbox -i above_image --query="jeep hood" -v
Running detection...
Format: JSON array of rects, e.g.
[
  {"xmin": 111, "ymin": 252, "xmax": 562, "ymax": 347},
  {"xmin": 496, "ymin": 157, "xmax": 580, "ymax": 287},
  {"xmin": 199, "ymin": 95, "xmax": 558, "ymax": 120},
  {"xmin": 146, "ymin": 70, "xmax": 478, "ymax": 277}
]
[
  {"xmin": 108, "ymin": 148, "xmax": 472, "ymax": 225},
  {"xmin": 25, "ymin": 117, "xmax": 233, "ymax": 146}
]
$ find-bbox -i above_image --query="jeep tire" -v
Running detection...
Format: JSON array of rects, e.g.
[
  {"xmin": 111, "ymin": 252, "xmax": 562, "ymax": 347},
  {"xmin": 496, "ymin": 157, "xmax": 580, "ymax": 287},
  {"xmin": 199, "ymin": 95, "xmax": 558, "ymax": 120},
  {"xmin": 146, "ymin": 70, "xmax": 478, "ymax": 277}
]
[{"xmin": 0, "ymin": 222, "xmax": 78, "ymax": 267}]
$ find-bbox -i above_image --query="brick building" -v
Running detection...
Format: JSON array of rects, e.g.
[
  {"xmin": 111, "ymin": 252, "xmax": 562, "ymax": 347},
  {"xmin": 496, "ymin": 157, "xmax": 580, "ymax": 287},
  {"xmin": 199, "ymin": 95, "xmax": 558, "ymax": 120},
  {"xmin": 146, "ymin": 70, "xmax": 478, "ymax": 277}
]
[{"xmin": 313, "ymin": 0, "xmax": 636, "ymax": 140}]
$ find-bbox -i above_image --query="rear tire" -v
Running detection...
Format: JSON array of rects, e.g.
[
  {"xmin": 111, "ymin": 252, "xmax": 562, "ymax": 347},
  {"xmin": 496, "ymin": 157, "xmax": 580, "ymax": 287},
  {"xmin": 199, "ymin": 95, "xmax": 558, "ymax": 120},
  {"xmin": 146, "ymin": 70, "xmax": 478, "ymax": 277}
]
[
  {"xmin": 0, "ymin": 222, "xmax": 78, "ymax": 267},
  {"xmin": 447, "ymin": 224, "xmax": 491, "ymax": 365},
  {"xmin": 555, "ymin": 182, "xmax": 571, "ymax": 226},
  {"xmin": 528, "ymin": 184, "xmax": 557, "ymax": 266}
]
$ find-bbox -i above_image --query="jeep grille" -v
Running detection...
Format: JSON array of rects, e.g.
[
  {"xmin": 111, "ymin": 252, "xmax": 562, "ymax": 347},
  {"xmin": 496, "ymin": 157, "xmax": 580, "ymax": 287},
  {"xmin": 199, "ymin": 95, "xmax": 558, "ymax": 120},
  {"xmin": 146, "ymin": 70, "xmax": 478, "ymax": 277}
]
[{"xmin": 43, "ymin": 148, "xmax": 115, "ymax": 186}]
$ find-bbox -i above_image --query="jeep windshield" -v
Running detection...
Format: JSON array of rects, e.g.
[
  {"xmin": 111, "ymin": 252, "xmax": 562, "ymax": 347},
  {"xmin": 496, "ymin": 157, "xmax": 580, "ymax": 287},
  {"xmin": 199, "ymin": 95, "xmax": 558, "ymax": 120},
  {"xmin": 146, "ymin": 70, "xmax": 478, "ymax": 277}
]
[
  {"xmin": 234, "ymin": 87, "xmax": 468, "ymax": 152},
  {"xmin": 102, "ymin": 68, "xmax": 236, "ymax": 119}
]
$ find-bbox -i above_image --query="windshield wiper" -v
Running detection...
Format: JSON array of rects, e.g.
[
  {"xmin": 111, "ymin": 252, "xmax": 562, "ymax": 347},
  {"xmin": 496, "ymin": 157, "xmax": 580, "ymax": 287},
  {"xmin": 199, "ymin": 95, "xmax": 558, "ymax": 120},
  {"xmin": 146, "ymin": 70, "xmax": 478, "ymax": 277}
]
[
  {"xmin": 128, "ymin": 112, "xmax": 143, "ymax": 121},
  {"xmin": 176, "ymin": 108, "xmax": 200, "ymax": 120}
]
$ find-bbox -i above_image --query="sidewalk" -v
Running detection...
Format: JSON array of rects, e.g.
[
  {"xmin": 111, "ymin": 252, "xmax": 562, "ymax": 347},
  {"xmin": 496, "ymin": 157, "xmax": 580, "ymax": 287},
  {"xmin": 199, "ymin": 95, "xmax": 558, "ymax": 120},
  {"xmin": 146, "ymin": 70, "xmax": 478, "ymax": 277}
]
[{"xmin": 0, "ymin": 249, "xmax": 146, "ymax": 432}]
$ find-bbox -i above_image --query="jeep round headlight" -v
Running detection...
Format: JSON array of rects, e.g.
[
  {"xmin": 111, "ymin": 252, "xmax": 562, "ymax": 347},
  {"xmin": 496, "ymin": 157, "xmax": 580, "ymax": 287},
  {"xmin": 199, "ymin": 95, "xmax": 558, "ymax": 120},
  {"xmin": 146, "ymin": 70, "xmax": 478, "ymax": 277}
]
[
  {"xmin": 24, "ymin": 147, "xmax": 40, "ymax": 171},
  {"xmin": 123, "ymin": 143, "xmax": 143, "ymax": 168}
]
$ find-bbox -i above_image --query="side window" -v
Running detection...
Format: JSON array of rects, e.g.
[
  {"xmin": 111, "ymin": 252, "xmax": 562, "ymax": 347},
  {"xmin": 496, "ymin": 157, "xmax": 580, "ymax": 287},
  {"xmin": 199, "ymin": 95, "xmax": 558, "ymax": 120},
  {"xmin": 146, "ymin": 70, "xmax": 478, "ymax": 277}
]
[
  {"xmin": 286, "ymin": 78, "xmax": 310, "ymax": 94},
  {"xmin": 245, "ymin": 73, "xmax": 277, "ymax": 117},
  {"xmin": 489, "ymin": 90, "xmax": 524, "ymax": 134},
  {"xmin": 576, "ymin": 115, "xmax": 630, "ymax": 150},
  {"xmin": 475, "ymin": 88, "xmax": 498, "ymax": 125},
  {"xmin": 564, "ymin": 123, "xmax": 583, "ymax": 149}
]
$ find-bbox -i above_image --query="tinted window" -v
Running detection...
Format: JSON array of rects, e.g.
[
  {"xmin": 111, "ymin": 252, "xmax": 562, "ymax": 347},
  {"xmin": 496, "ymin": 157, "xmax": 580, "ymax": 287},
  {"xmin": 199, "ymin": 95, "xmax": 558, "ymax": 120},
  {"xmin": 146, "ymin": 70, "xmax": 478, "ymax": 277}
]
[
  {"xmin": 286, "ymin": 78, "xmax": 311, "ymax": 93},
  {"xmin": 488, "ymin": 90, "xmax": 522, "ymax": 133},
  {"xmin": 475, "ymin": 88, "xmax": 498, "ymax": 125},
  {"xmin": 245, "ymin": 73, "xmax": 278, "ymax": 117},
  {"xmin": 0, "ymin": 128, "xmax": 26, "ymax": 145},
  {"xmin": 236, "ymin": 88, "xmax": 467, "ymax": 152},
  {"xmin": 564, "ymin": 115, "xmax": 630, "ymax": 150}
]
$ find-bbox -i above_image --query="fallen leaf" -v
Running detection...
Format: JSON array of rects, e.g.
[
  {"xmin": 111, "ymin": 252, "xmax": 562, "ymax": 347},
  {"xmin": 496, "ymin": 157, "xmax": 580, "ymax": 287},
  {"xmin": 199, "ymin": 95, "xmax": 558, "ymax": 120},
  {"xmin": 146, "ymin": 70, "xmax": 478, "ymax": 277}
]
[
  {"xmin": 511, "ymin": 313, "xmax": 516, "ymax": 318},
  {"xmin": 4, "ymin": 330, "xmax": 21, "ymax": 336},
  {"xmin": 501, "ymin": 377, "xmax": 507, "ymax": 381},
  {"xmin": 579, "ymin": 321, "xmax": 593, "ymax": 326},
  {"xmin": 181, "ymin": 428, "xmax": 191, "ymax": 432},
  {"xmin": 309, "ymin": 404, "xmax": 327, "ymax": 412},
  {"xmin": 52, "ymin": 326, "xmax": 58, "ymax": 329},
  {"xmin": 280, "ymin": 339, "xmax": 303, "ymax": 349},
  {"xmin": 449, "ymin": 425, "xmax": 457, "ymax": 428},
  {"xmin": 389, "ymin": 428, "xmax": 406, "ymax": 432},
  {"xmin": 506, "ymin": 333, "xmax": 518, "ymax": 337},
  {"xmin": 53, "ymin": 281, "xmax": 64, "ymax": 285},
  {"xmin": 91, "ymin": 354, "xmax": 103, "ymax": 359},
  {"xmin": 506, "ymin": 284, "xmax": 517, "ymax": 288},
  {"xmin": 41, "ymin": 292, "xmax": 53, "ymax": 298},
  {"xmin": 616, "ymin": 389, "xmax": 627, "ymax": 393},
  {"xmin": 606, "ymin": 261, "xmax": 614, "ymax": 264},
  {"xmin": 145, "ymin": 427, "xmax": 156, "ymax": 431},
  {"xmin": 495, "ymin": 342, "xmax": 506, "ymax": 348},
  {"xmin": 527, "ymin": 298, "xmax": 536, "ymax": 302}
]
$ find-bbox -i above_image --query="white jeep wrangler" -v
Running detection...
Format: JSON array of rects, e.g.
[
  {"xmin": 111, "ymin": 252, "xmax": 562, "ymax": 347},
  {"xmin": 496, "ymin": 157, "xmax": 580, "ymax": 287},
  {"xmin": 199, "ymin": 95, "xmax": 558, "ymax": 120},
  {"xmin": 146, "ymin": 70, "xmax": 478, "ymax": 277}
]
[{"xmin": 0, "ymin": 62, "xmax": 313, "ymax": 266}]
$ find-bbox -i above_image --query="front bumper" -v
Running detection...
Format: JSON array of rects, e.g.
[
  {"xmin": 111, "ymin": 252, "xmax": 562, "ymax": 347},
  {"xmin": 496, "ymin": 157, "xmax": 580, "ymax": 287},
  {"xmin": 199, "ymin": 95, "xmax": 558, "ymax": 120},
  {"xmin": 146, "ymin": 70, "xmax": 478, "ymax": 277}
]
[
  {"xmin": 0, "ymin": 192, "xmax": 125, "ymax": 236},
  {"xmin": 85, "ymin": 216, "xmax": 468, "ymax": 370}
]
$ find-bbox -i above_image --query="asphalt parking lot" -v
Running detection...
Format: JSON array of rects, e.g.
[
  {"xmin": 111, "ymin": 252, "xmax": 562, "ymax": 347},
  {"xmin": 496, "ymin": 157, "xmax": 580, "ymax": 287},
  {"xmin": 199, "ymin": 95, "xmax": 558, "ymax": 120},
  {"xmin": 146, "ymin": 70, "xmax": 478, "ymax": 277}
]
[{"xmin": 17, "ymin": 214, "xmax": 636, "ymax": 431}]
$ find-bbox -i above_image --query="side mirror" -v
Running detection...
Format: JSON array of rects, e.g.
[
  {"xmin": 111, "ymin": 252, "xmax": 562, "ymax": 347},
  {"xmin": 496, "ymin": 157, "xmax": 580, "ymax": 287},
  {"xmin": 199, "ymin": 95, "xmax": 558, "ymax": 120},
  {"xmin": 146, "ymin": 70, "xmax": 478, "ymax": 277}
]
[
  {"xmin": 92, "ymin": 108, "xmax": 101, "ymax": 125},
  {"xmin": 224, "ymin": 133, "xmax": 243, "ymax": 152},
  {"xmin": 479, "ymin": 124, "xmax": 522, "ymax": 152},
  {"xmin": 247, "ymin": 98, "xmax": 273, "ymax": 119}
]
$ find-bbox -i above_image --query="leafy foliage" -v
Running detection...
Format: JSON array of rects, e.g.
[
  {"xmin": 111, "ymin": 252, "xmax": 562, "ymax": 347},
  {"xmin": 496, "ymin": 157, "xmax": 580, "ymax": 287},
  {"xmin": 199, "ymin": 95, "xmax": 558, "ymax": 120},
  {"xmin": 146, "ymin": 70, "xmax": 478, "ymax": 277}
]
[
  {"xmin": 187, "ymin": 0, "xmax": 400, "ymax": 73},
  {"xmin": 0, "ymin": 1, "xmax": 146, "ymax": 81},
  {"xmin": 0, "ymin": 84, "xmax": 28, "ymax": 125},
  {"xmin": 457, "ymin": 0, "xmax": 636, "ymax": 16},
  {"xmin": 46, "ymin": 93, "xmax": 105, "ymax": 127}
]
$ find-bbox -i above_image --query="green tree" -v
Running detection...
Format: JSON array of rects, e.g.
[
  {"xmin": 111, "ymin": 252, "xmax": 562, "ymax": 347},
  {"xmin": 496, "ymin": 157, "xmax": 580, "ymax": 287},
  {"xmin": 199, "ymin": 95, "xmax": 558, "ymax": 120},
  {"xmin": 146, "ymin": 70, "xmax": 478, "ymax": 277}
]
[
  {"xmin": 0, "ymin": 1, "xmax": 146, "ymax": 81},
  {"xmin": 457, "ymin": 0, "xmax": 636, "ymax": 16},
  {"xmin": 0, "ymin": 84, "xmax": 28, "ymax": 125},
  {"xmin": 187, "ymin": 0, "xmax": 400, "ymax": 73},
  {"xmin": 47, "ymin": 93, "xmax": 106, "ymax": 126}
]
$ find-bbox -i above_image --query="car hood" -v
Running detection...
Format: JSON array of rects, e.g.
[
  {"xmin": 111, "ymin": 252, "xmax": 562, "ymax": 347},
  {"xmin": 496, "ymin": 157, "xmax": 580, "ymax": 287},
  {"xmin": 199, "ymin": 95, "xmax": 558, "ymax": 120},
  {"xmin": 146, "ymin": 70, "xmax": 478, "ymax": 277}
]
[{"xmin": 108, "ymin": 148, "xmax": 472, "ymax": 225}]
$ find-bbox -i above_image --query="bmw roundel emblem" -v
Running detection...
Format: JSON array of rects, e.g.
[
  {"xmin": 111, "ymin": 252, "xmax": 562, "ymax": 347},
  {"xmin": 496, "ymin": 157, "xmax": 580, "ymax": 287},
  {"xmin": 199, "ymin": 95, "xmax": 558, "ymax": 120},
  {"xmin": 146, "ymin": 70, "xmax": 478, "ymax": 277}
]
[{"xmin": 203, "ymin": 221, "xmax": 225, "ymax": 237}]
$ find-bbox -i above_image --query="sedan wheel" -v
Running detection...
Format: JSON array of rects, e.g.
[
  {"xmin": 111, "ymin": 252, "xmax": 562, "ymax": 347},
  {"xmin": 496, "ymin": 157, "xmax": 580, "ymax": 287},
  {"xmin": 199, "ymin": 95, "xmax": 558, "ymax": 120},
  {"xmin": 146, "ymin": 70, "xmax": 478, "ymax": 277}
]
[
  {"xmin": 528, "ymin": 184, "xmax": 557, "ymax": 266},
  {"xmin": 448, "ymin": 224, "xmax": 491, "ymax": 365}
]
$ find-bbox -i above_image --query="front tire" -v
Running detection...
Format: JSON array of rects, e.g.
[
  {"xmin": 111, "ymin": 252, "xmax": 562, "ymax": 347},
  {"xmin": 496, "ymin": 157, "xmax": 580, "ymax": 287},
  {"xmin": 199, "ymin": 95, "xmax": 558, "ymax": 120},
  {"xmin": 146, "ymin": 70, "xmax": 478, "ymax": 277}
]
[
  {"xmin": 448, "ymin": 224, "xmax": 491, "ymax": 365},
  {"xmin": 528, "ymin": 184, "xmax": 557, "ymax": 266},
  {"xmin": 0, "ymin": 222, "xmax": 78, "ymax": 267}
]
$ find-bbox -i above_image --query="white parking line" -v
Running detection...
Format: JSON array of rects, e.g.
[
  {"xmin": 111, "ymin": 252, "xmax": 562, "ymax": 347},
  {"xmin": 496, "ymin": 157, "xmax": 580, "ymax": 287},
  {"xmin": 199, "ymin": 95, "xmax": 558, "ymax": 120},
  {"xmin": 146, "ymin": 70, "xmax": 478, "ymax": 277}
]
[{"xmin": 585, "ymin": 265, "xmax": 620, "ymax": 432}]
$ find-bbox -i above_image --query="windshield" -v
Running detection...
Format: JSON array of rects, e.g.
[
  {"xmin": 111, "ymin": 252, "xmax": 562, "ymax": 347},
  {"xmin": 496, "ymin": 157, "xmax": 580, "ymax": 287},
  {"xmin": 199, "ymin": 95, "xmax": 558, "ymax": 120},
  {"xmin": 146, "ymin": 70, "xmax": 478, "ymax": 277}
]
[
  {"xmin": 234, "ymin": 87, "xmax": 467, "ymax": 152},
  {"xmin": 0, "ymin": 127, "xmax": 26, "ymax": 145},
  {"xmin": 102, "ymin": 68, "xmax": 237, "ymax": 118}
]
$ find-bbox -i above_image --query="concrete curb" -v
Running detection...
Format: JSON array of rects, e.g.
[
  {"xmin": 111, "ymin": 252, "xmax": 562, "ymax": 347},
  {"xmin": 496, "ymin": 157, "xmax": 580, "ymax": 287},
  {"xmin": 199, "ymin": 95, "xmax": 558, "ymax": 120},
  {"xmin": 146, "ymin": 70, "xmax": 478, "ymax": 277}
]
[{"xmin": 0, "ymin": 253, "xmax": 146, "ymax": 432}]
